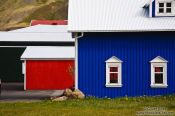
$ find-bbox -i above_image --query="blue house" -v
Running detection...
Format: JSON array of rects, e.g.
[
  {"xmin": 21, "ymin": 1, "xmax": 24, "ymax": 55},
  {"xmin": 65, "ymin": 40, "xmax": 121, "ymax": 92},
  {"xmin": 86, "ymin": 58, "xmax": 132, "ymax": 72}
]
[{"xmin": 68, "ymin": 0, "xmax": 175, "ymax": 98}]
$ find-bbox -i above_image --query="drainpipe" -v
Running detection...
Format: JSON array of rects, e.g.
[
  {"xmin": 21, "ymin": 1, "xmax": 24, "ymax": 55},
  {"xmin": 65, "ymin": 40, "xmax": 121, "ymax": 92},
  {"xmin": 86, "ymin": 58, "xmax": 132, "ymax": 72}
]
[{"xmin": 74, "ymin": 32, "xmax": 84, "ymax": 89}]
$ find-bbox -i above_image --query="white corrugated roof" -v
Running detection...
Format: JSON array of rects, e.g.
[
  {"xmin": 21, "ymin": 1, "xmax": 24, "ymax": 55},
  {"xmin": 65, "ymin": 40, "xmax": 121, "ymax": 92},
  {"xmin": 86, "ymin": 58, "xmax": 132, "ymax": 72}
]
[
  {"xmin": 10, "ymin": 25, "xmax": 68, "ymax": 33},
  {"xmin": 0, "ymin": 25, "xmax": 74, "ymax": 42},
  {"xmin": 0, "ymin": 32, "xmax": 73, "ymax": 42},
  {"xmin": 21, "ymin": 46, "xmax": 75, "ymax": 59},
  {"xmin": 68, "ymin": 0, "xmax": 175, "ymax": 32}
]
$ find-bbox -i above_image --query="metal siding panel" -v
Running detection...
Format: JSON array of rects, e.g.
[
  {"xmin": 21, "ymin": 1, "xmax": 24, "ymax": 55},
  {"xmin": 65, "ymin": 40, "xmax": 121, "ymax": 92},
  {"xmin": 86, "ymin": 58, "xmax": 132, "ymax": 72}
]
[
  {"xmin": 78, "ymin": 32, "xmax": 175, "ymax": 98},
  {"xmin": 26, "ymin": 60, "xmax": 74, "ymax": 90}
]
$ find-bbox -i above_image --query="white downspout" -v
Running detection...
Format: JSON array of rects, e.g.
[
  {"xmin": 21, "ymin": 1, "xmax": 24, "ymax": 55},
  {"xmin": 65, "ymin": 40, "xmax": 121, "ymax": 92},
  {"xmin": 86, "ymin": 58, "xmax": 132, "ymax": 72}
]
[{"xmin": 75, "ymin": 33, "xmax": 84, "ymax": 89}]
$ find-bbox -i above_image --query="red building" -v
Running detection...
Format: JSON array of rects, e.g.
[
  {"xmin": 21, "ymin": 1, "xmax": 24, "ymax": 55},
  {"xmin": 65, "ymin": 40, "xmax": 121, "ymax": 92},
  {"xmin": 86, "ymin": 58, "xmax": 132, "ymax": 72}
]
[{"xmin": 21, "ymin": 47, "xmax": 75, "ymax": 90}]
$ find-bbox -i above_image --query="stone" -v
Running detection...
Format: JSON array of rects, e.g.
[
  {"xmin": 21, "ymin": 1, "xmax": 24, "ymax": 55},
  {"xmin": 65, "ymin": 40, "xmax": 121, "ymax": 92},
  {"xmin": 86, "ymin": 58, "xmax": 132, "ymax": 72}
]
[
  {"xmin": 71, "ymin": 89, "xmax": 85, "ymax": 99},
  {"xmin": 52, "ymin": 89, "xmax": 85, "ymax": 100},
  {"xmin": 52, "ymin": 96, "xmax": 68, "ymax": 101},
  {"xmin": 63, "ymin": 88, "xmax": 73, "ymax": 97}
]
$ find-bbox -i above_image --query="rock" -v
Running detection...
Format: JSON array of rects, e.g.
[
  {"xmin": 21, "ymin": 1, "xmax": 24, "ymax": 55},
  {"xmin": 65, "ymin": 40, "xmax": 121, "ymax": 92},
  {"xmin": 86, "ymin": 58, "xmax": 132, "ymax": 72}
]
[
  {"xmin": 52, "ymin": 96, "xmax": 68, "ymax": 101},
  {"xmin": 52, "ymin": 89, "xmax": 85, "ymax": 100},
  {"xmin": 63, "ymin": 88, "xmax": 73, "ymax": 97},
  {"xmin": 71, "ymin": 89, "xmax": 85, "ymax": 99}
]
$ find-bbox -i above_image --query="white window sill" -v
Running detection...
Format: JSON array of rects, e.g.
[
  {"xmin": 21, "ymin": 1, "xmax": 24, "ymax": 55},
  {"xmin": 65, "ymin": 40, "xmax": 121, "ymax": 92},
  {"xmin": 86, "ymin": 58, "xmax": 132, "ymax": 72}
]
[
  {"xmin": 156, "ymin": 14, "xmax": 174, "ymax": 17},
  {"xmin": 151, "ymin": 84, "xmax": 168, "ymax": 88},
  {"xmin": 105, "ymin": 84, "xmax": 122, "ymax": 87}
]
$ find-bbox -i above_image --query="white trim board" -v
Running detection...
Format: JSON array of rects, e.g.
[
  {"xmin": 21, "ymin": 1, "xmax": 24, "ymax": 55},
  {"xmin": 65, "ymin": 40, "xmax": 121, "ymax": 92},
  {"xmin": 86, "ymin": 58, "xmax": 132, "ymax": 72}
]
[
  {"xmin": 75, "ymin": 38, "xmax": 78, "ymax": 89},
  {"xmin": 23, "ymin": 61, "xmax": 26, "ymax": 90}
]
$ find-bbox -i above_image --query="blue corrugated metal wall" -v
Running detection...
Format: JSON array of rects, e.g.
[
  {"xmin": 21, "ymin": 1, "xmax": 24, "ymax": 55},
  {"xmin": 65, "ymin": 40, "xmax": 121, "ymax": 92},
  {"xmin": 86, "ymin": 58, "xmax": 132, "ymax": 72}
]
[{"xmin": 78, "ymin": 32, "xmax": 175, "ymax": 98}]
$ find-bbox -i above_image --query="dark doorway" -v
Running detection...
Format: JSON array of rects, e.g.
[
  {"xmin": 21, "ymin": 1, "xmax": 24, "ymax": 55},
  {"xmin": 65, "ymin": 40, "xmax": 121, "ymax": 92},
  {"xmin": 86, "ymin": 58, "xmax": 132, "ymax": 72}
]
[{"xmin": 0, "ymin": 47, "xmax": 26, "ymax": 82}]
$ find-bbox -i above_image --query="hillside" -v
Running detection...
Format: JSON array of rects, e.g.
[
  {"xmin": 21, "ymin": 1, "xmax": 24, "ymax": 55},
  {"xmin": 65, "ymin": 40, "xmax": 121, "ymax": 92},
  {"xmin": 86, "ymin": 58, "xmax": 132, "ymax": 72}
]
[{"xmin": 0, "ymin": 0, "xmax": 68, "ymax": 31}]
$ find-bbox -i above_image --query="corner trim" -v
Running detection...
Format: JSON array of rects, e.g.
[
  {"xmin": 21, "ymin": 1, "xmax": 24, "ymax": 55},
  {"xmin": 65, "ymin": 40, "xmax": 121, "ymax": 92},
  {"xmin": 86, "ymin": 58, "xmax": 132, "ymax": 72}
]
[
  {"xmin": 24, "ymin": 60, "xmax": 26, "ymax": 90},
  {"xmin": 75, "ymin": 38, "xmax": 79, "ymax": 89}
]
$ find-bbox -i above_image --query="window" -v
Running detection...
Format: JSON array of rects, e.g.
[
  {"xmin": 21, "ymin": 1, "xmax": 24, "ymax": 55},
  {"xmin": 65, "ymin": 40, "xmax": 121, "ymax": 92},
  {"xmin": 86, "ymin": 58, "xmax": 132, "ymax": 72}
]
[
  {"xmin": 166, "ymin": 3, "xmax": 172, "ymax": 13},
  {"xmin": 105, "ymin": 56, "xmax": 122, "ymax": 87},
  {"xmin": 155, "ymin": 0, "xmax": 175, "ymax": 16},
  {"xmin": 154, "ymin": 67, "xmax": 163, "ymax": 84},
  {"xmin": 150, "ymin": 56, "xmax": 168, "ymax": 88},
  {"xmin": 159, "ymin": 3, "xmax": 164, "ymax": 13},
  {"xmin": 109, "ymin": 67, "xmax": 118, "ymax": 83},
  {"xmin": 158, "ymin": 2, "xmax": 172, "ymax": 13}
]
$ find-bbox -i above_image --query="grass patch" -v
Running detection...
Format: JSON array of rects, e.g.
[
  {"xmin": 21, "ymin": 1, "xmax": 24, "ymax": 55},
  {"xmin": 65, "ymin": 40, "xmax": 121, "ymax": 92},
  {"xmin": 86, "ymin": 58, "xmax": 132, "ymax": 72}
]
[{"xmin": 0, "ymin": 95, "xmax": 175, "ymax": 116}]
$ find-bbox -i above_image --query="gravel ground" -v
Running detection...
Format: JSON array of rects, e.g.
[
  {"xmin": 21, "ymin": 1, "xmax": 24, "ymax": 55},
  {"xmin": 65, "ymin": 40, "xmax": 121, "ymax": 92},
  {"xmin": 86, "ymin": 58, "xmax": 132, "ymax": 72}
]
[{"xmin": 0, "ymin": 83, "xmax": 64, "ymax": 102}]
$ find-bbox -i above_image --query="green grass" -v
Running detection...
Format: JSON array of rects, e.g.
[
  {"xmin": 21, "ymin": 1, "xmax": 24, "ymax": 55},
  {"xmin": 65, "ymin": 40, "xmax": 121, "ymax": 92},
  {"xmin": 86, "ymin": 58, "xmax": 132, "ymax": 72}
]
[{"xmin": 0, "ymin": 95, "xmax": 175, "ymax": 116}]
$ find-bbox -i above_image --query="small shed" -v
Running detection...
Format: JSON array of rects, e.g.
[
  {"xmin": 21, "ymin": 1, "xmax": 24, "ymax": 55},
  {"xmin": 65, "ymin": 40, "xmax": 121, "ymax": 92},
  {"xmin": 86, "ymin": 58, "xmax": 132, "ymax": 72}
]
[{"xmin": 21, "ymin": 46, "xmax": 75, "ymax": 90}]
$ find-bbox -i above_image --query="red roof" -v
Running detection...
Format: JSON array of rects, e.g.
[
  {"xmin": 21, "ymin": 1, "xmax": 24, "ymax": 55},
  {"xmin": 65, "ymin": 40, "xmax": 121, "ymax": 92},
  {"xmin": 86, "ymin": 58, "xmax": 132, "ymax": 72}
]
[{"xmin": 30, "ymin": 20, "xmax": 67, "ymax": 26}]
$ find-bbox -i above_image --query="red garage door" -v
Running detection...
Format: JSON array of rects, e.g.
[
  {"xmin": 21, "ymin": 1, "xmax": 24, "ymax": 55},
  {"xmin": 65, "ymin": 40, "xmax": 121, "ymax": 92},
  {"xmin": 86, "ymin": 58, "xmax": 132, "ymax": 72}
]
[{"xmin": 26, "ymin": 60, "xmax": 74, "ymax": 90}]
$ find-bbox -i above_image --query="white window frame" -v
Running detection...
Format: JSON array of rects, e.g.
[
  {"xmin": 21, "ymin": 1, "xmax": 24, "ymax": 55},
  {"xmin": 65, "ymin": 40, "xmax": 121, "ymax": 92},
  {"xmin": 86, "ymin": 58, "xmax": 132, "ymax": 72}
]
[
  {"xmin": 105, "ymin": 56, "xmax": 122, "ymax": 87},
  {"xmin": 150, "ymin": 56, "xmax": 168, "ymax": 88},
  {"xmin": 155, "ymin": 0, "xmax": 175, "ymax": 16}
]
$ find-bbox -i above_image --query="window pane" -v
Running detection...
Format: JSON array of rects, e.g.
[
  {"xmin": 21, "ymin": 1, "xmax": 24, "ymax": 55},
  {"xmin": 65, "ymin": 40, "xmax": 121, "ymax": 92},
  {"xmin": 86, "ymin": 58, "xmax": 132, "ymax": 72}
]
[
  {"xmin": 167, "ymin": 3, "xmax": 171, "ymax": 7},
  {"xmin": 159, "ymin": 3, "xmax": 164, "ymax": 7},
  {"xmin": 110, "ymin": 67, "xmax": 118, "ymax": 72},
  {"xmin": 159, "ymin": 8, "xmax": 164, "ymax": 13},
  {"xmin": 166, "ymin": 8, "xmax": 171, "ymax": 13},
  {"xmin": 155, "ymin": 67, "xmax": 163, "ymax": 72},
  {"xmin": 110, "ymin": 73, "xmax": 118, "ymax": 83},
  {"xmin": 155, "ymin": 74, "xmax": 163, "ymax": 84}
]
